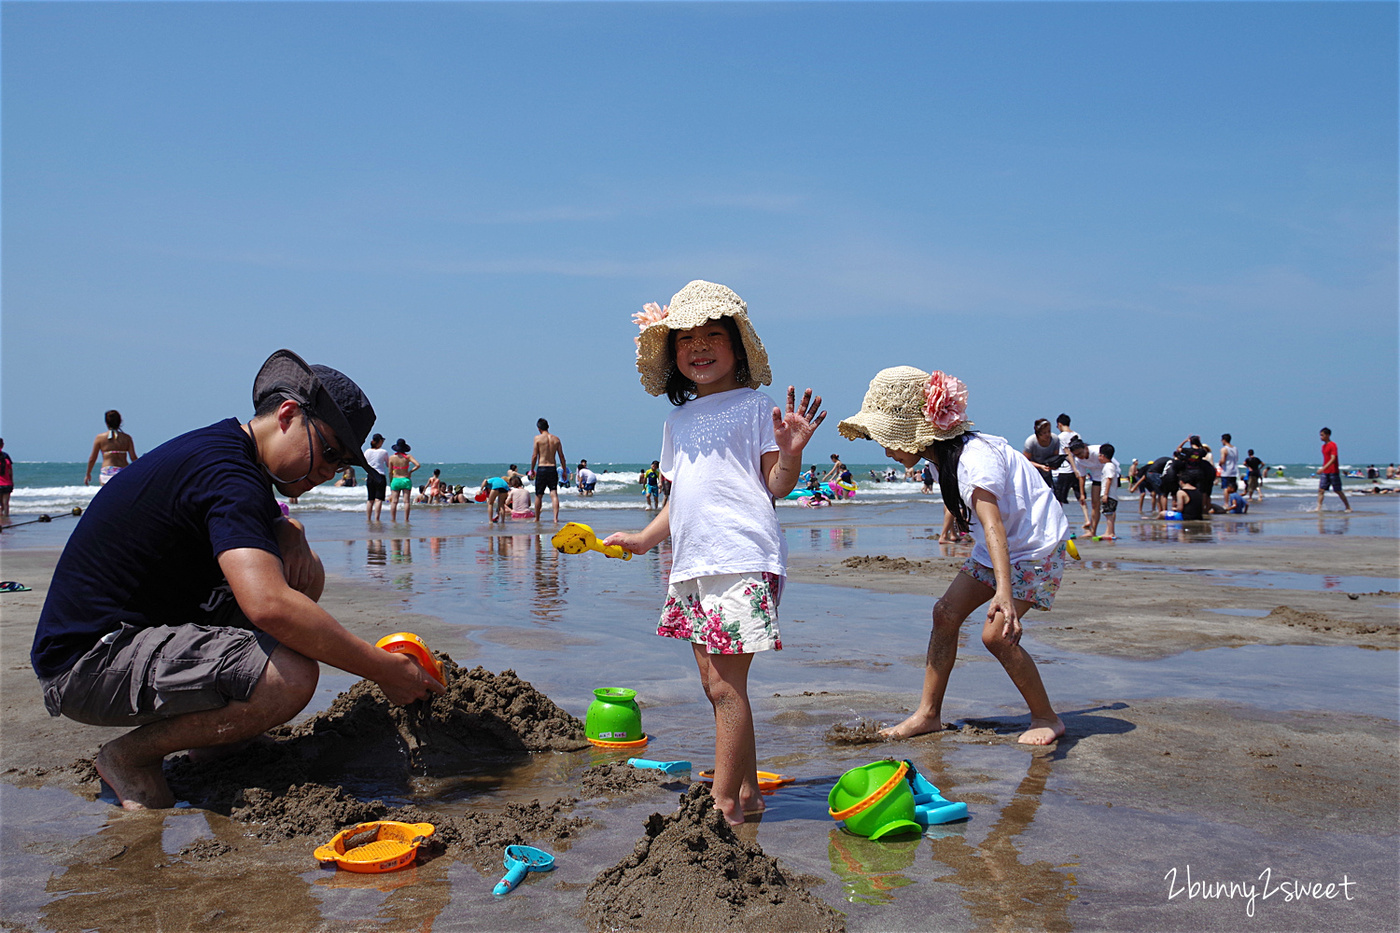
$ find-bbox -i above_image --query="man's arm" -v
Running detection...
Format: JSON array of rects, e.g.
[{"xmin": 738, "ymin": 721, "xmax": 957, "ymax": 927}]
[{"xmin": 217, "ymin": 548, "xmax": 444, "ymax": 705}]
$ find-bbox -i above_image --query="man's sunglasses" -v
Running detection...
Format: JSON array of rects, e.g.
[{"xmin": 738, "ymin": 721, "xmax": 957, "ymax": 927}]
[{"xmin": 307, "ymin": 415, "xmax": 355, "ymax": 470}]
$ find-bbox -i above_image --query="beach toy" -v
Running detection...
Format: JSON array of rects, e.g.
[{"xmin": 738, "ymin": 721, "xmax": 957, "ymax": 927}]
[
  {"xmin": 1163, "ymin": 511, "xmax": 1183, "ymax": 521},
  {"xmin": 828, "ymin": 760, "xmax": 921, "ymax": 840},
  {"xmin": 492, "ymin": 844, "xmax": 555, "ymax": 896},
  {"xmin": 551, "ymin": 522, "xmax": 632, "ymax": 560},
  {"xmin": 375, "ymin": 632, "xmax": 445, "ymax": 685},
  {"xmin": 586, "ymin": 687, "xmax": 646, "ymax": 746},
  {"xmin": 698, "ymin": 770, "xmax": 795, "ymax": 793},
  {"xmin": 474, "ymin": 490, "xmax": 488, "ymax": 502},
  {"xmin": 314, "ymin": 821, "xmax": 435, "ymax": 873},
  {"xmin": 902, "ymin": 759, "xmax": 968, "ymax": 827},
  {"xmin": 627, "ymin": 757, "xmax": 692, "ymax": 775},
  {"xmin": 1064, "ymin": 538, "xmax": 1080, "ymax": 560}
]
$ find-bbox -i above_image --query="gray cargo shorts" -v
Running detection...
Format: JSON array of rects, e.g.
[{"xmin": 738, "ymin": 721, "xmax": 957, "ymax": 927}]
[{"xmin": 41, "ymin": 598, "xmax": 280, "ymax": 727}]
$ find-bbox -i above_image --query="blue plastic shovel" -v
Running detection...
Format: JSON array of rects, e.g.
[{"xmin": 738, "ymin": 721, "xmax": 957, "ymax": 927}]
[
  {"xmin": 904, "ymin": 759, "xmax": 969, "ymax": 826},
  {"xmin": 627, "ymin": 757, "xmax": 693, "ymax": 775},
  {"xmin": 493, "ymin": 844, "xmax": 555, "ymax": 896}
]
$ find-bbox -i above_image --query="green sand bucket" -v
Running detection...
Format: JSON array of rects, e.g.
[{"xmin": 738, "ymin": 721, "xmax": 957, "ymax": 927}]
[
  {"xmin": 585, "ymin": 687, "xmax": 642, "ymax": 743},
  {"xmin": 828, "ymin": 760, "xmax": 921, "ymax": 840}
]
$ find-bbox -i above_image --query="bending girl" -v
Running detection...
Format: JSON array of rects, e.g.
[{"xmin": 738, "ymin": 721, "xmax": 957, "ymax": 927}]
[{"xmin": 839, "ymin": 366, "xmax": 1068, "ymax": 746}]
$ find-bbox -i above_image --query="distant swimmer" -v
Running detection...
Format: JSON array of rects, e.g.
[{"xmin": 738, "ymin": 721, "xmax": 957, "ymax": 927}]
[{"xmin": 85, "ymin": 410, "xmax": 139, "ymax": 485}]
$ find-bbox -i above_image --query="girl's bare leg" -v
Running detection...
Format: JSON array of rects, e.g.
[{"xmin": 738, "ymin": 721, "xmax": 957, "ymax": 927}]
[
  {"xmin": 692, "ymin": 645, "xmax": 759, "ymax": 824},
  {"xmin": 881, "ymin": 570, "xmax": 989, "ymax": 739}
]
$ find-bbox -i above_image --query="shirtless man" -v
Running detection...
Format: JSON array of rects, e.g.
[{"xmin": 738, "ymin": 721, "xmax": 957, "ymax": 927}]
[
  {"xmin": 85, "ymin": 410, "xmax": 139, "ymax": 485},
  {"xmin": 530, "ymin": 418, "xmax": 567, "ymax": 523}
]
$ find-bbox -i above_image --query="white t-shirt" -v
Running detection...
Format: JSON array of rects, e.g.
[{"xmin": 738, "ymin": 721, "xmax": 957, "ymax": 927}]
[
  {"xmin": 1055, "ymin": 430, "xmax": 1077, "ymax": 474},
  {"xmin": 577, "ymin": 467, "xmax": 597, "ymax": 486},
  {"xmin": 938, "ymin": 433, "xmax": 1069, "ymax": 565},
  {"xmin": 660, "ymin": 388, "xmax": 784, "ymax": 584},
  {"xmin": 1100, "ymin": 460, "xmax": 1120, "ymax": 499},
  {"xmin": 364, "ymin": 446, "xmax": 391, "ymax": 476}
]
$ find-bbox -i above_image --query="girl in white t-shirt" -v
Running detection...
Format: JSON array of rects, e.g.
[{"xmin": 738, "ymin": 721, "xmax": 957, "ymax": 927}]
[
  {"xmin": 839, "ymin": 366, "xmax": 1071, "ymax": 746},
  {"xmin": 605, "ymin": 280, "xmax": 825, "ymax": 825}
]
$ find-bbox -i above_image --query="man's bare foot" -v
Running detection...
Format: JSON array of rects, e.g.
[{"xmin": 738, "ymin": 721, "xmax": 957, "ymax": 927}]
[
  {"xmin": 95, "ymin": 743, "xmax": 175, "ymax": 810},
  {"xmin": 879, "ymin": 711, "xmax": 948, "ymax": 740},
  {"xmin": 1017, "ymin": 716, "xmax": 1065, "ymax": 746}
]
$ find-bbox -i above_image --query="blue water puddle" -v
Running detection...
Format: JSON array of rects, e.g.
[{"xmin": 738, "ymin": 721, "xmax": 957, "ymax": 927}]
[{"xmin": 1204, "ymin": 607, "xmax": 1273, "ymax": 617}]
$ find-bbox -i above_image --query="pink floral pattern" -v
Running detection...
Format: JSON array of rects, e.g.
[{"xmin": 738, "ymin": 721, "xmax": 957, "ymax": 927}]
[
  {"xmin": 959, "ymin": 545, "xmax": 1066, "ymax": 611},
  {"xmin": 656, "ymin": 572, "xmax": 782, "ymax": 654},
  {"xmin": 924, "ymin": 371, "xmax": 970, "ymax": 433}
]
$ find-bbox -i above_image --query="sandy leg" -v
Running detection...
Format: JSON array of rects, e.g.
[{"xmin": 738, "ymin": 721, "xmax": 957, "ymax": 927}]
[
  {"xmin": 692, "ymin": 646, "xmax": 758, "ymax": 825},
  {"xmin": 94, "ymin": 739, "xmax": 175, "ymax": 810}
]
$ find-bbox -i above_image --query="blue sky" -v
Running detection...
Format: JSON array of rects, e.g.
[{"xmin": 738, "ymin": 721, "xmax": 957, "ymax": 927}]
[{"xmin": 3, "ymin": 1, "xmax": 1396, "ymax": 466}]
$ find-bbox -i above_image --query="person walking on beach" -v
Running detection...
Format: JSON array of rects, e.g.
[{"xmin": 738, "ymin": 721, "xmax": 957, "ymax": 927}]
[
  {"xmin": 1315, "ymin": 427, "xmax": 1352, "ymax": 512},
  {"xmin": 604, "ymin": 280, "xmax": 825, "ymax": 824},
  {"xmin": 85, "ymin": 410, "xmax": 139, "ymax": 485},
  {"xmin": 1243, "ymin": 449, "xmax": 1265, "ymax": 502},
  {"xmin": 530, "ymin": 418, "xmax": 567, "ymax": 523},
  {"xmin": 640, "ymin": 461, "xmax": 661, "ymax": 509},
  {"xmin": 30, "ymin": 350, "xmax": 443, "ymax": 811},
  {"xmin": 0, "ymin": 438, "xmax": 12, "ymax": 519},
  {"xmin": 387, "ymin": 439, "xmax": 420, "ymax": 521},
  {"xmin": 838, "ymin": 366, "xmax": 1068, "ymax": 746},
  {"xmin": 363, "ymin": 434, "xmax": 389, "ymax": 521}
]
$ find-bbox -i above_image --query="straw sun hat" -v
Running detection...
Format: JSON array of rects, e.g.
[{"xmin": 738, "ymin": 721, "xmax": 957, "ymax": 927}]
[
  {"xmin": 837, "ymin": 366, "xmax": 975, "ymax": 454},
  {"xmin": 633, "ymin": 280, "xmax": 772, "ymax": 397}
]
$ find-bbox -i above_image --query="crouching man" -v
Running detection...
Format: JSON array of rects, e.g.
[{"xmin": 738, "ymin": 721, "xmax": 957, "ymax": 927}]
[{"xmin": 31, "ymin": 349, "xmax": 445, "ymax": 810}]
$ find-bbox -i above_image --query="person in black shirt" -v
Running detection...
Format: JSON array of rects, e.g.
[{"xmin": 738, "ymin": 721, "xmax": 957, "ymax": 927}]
[{"xmin": 32, "ymin": 350, "xmax": 445, "ymax": 811}]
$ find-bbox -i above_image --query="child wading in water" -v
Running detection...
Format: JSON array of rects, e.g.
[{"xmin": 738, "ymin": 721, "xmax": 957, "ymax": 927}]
[
  {"xmin": 839, "ymin": 366, "xmax": 1069, "ymax": 746},
  {"xmin": 605, "ymin": 280, "xmax": 825, "ymax": 824}
]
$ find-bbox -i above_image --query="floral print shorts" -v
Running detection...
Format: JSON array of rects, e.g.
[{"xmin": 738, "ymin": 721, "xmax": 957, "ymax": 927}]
[
  {"xmin": 658, "ymin": 572, "xmax": 784, "ymax": 655},
  {"xmin": 960, "ymin": 544, "xmax": 1065, "ymax": 611}
]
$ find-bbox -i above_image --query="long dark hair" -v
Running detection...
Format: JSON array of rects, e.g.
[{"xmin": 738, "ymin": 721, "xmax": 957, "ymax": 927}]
[
  {"xmin": 930, "ymin": 432, "xmax": 978, "ymax": 533},
  {"xmin": 663, "ymin": 316, "xmax": 750, "ymax": 406}
]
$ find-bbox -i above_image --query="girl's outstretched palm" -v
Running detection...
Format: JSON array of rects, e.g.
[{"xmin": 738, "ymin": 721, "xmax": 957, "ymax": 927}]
[{"xmin": 772, "ymin": 386, "xmax": 826, "ymax": 457}]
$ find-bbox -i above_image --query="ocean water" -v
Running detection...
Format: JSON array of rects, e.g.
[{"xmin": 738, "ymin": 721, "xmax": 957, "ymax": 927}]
[{"xmin": 5, "ymin": 460, "xmax": 1394, "ymax": 518}]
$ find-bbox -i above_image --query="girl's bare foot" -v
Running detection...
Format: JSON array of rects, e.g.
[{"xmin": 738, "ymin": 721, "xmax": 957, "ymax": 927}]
[
  {"xmin": 1017, "ymin": 716, "xmax": 1065, "ymax": 746},
  {"xmin": 95, "ymin": 742, "xmax": 175, "ymax": 811},
  {"xmin": 879, "ymin": 711, "xmax": 949, "ymax": 740},
  {"xmin": 712, "ymin": 799, "xmax": 746, "ymax": 826}
]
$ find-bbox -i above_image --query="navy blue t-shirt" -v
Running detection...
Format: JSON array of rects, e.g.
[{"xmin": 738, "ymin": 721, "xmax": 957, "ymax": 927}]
[{"xmin": 31, "ymin": 419, "xmax": 282, "ymax": 679}]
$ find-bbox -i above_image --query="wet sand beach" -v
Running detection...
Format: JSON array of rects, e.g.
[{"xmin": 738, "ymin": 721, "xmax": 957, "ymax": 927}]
[{"xmin": 2, "ymin": 500, "xmax": 1397, "ymax": 931}]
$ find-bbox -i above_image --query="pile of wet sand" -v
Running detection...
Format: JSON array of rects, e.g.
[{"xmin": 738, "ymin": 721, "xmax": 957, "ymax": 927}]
[
  {"xmin": 584, "ymin": 784, "xmax": 845, "ymax": 933},
  {"xmin": 152, "ymin": 661, "xmax": 592, "ymax": 868},
  {"xmin": 580, "ymin": 759, "xmax": 682, "ymax": 797}
]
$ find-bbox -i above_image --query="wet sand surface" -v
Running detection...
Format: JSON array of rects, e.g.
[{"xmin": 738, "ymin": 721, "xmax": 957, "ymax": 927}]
[{"xmin": 2, "ymin": 500, "xmax": 1397, "ymax": 931}]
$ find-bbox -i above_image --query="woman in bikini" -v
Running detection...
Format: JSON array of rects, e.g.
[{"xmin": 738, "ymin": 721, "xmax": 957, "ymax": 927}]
[{"xmin": 85, "ymin": 410, "xmax": 139, "ymax": 485}]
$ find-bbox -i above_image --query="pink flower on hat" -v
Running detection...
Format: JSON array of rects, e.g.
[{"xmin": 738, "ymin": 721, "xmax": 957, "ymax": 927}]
[
  {"xmin": 632, "ymin": 302, "xmax": 668, "ymax": 347},
  {"xmin": 924, "ymin": 371, "xmax": 969, "ymax": 432}
]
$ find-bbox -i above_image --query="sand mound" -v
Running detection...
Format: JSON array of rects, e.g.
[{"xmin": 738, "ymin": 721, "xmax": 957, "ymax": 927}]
[
  {"xmin": 581, "ymin": 759, "xmax": 681, "ymax": 798},
  {"xmin": 1265, "ymin": 605, "xmax": 1390, "ymax": 637},
  {"xmin": 841, "ymin": 554, "xmax": 931, "ymax": 573},
  {"xmin": 583, "ymin": 785, "xmax": 845, "ymax": 933},
  {"xmin": 287, "ymin": 660, "xmax": 590, "ymax": 773}
]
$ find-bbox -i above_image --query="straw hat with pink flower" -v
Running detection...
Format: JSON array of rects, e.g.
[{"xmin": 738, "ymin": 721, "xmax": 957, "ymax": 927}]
[
  {"xmin": 838, "ymin": 367, "xmax": 974, "ymax": 454},
  {"xmin": 633, "ymin": 280, "xmax": 772, "ymax": 397}
]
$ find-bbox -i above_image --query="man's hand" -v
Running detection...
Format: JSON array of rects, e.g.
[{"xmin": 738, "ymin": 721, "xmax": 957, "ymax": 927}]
[
  {"xmin": 275, "ymin": 517, "xmax": 323, "ymax": 595},
  {"xmin": 376, "ymin": 650, "xmax": 448, "ymax": 705}
]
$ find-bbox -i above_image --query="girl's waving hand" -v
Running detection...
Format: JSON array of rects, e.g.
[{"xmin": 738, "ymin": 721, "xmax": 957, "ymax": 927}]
[{"xmin": 765, "ymin": 386, "xmax": 826, "ymax": 497}]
